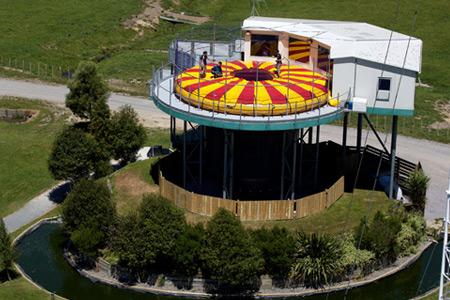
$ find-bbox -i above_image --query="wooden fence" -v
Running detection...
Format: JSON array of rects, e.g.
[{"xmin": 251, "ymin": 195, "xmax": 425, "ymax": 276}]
[{"xmin": 159, "ymin": 172, "xmax": 344, "ymax": 221}]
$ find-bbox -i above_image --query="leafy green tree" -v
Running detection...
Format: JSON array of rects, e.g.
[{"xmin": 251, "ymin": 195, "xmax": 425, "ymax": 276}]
[
  {"xmin": 201, "ymin": 209, "xmax": 263, "ymax": 294},
  {"xmin": 48, "ymin": 126, "xmax": 96, "ymax": 182},
  {"xmin": 290, "ymin": 232, "xmax": 344, "ymax": 288},
  {"xmin": 109, "ymin": 105, "xmax": 146, "ymax": 163},
  {"xmin": 406, "ymin": 169, "xmax": 430, "ymax": 213},
  {"xmin": 139, "ymin": 194, "xmax": 186, "ymax": 268},
  {"xmin": 113, "ymin": 195, "xmax": 185, "ymax": 273},
  {"xmin": 252, "ymin": 226, "xmax": 295, "ymax": 280},
  {"xmin": 172, "ymin": 223, "xmax": 204, "ymax": 279},
  {"xmin": 0, "ymin": 219, "xmax": 14, "ymax": 280},
  {"xmin": 66, "ymin": 61, "xmax": 110, "ymax": 120},
  {"xmin": 356, "ymin": 211, "xmax": 402, "ymax": 263},
  {"xmin": 339, "ymin": 233, "xmax": 375, "ymax": 276},
  {"xmin": 62, "ymin": 179, "xmax": 115, "ymax": 256}
]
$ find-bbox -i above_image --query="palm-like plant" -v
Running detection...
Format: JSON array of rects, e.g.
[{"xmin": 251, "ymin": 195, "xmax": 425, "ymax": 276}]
[
  {"xmin": 290, "ymin": 232, "xmax": 343, "ymax": 288},
  {"xmin": 405, "ymin": 169, "xmax": 430, "ymax": 213}
]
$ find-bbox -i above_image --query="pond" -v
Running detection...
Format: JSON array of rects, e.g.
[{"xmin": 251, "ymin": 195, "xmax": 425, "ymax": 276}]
[{"xmin": 16, "ymin": 223, "xmax": 441, "ymax": 300}]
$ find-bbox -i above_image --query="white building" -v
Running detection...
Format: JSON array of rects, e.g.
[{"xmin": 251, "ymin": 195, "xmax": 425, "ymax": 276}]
[{"xmin": 241, "ymin": 16, "xmax": 422, "ymax": 116}]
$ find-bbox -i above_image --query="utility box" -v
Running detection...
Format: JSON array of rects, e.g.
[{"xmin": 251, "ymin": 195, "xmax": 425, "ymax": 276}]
[{"xmin": 351, "ymin": 97, "xmax": 368, "ymax": 113}]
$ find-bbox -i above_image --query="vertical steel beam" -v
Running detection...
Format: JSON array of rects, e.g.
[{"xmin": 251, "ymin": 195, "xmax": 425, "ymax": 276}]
[
  {"xmin": 389, "ymin": 116, "xmax": 398, "ymax": 199},
  {"xmin": 229, "ymin": 131, "xmax": 234, "ymax": 199},
  {"xmin": 439, "ymin": 176, "xmax": 450, "ymax": 299},
  {"xmin": 183, "ymin": 121, "xmax": 187, "ymax": 189},
  {"xmin": 223, "ymin": 130, "xmax": 228, "ymax": 199},
  {"xmin": 280, "ymin": 132, "xmax": 287, "ymax": 199},
  {"xmin": 308, "ymin": 127, "xmax": 313, "ymax": 144},
  {"xmin": 298, "ymin": 129, "xmax": 304, "ymax": 196},
  {"xmin": 199, "ymin": 125, "xmax": 203, "ymax": 190},
  {"xmin": 342, "ymin": 112, "xmax": 348, "ymax": 174},
  {"xmin": 357, "ymin": 113, "xmax": 363, "ymax": 154},
  {"xmin": 314, "ymin": 126, "xmax": 320, "ymax": 190},
  {"xmin": 291, "ymin": 130, "xmax": 298, "ymax": 200}
]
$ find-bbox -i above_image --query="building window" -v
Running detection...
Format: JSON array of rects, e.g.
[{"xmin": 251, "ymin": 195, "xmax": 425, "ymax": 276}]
[
  {"xmin": 250, "ymin": 34, "xmax": 278, "ymax": 57},
  {"xmin": 378, "ymin": 78, "xmax": 391, "ymax": 91},
  {"xmin": 377, "ymin": 77, "xmax": 391, "ymax": 101}
]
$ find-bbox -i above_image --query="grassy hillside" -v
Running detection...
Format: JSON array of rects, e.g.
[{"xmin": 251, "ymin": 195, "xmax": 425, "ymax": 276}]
[{"xmin": 0, "ymin": 0, "xmax": 449, "ymax": 141}]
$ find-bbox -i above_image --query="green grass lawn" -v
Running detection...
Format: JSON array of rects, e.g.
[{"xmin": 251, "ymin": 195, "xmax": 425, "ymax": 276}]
[
  {"xmin": 0, "ymin": 98, "xmax": 67, "ymax": 217},
  {"xmin": 0, "ymin": 276, "xmax": 64, "ymax": 300}
]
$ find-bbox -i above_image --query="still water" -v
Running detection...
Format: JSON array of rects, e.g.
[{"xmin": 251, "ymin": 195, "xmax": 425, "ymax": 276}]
[{"xmin": 16, "ymin": 223, "xmax": 441, "ymax": 300}]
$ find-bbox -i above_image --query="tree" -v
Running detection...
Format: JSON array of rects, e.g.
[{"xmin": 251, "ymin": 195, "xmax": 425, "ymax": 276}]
[
  {"xmin": 48, "ymin": 126, "xmax": 96, "ymax": 182},
  {"xmin": 201, "ymin": 209, "xmax": 263, "ymax": 294},
  {"xmin": 0, "ymin": 219, "xmax": 14, "ymax": 280},
  {"xmin": 252, "ymin": 226, "xmax": 295, "ymax": 280},
  {"xmin": 405, "ymin": 169, "xmax": 430, "ymax": 213},
  {"xmin": 65, "ymin": 61, "xmax": 110, "ymax": 120},
  {"xmin": 139, "ymin": 194, "xmax": 186, "ymax": 269},
  {"xmin": 62, "ymin": 179, "xmax": 115, "ymax": 256},
  {"xmin": 109, "ymin": 105, "xmax": 146, "ymax": 163},
  {"xmin": 172, "ymin": 223, "xmax": 204, "ymax": 279},
  {"xmin": 113, "ymin": 195, "xmax": 186, "ymax": 274},
  {"xmin": 394, "ymin": 213, "xmax": 426, "ymax": 256},
  {"xmin": 290, "ymin": 232, "xmax": 344, "ymax": 288}
]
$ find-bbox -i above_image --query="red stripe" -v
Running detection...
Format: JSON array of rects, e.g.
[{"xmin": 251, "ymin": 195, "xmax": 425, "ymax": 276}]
[
  {"xmin": 283, "ymin": 77, "xmax": 328, "ymax": 93},
  {"xmin": 272, "ymin": 79, "xmax": 312, "ymax": 99},
  {"xmin": 289, "ymin": 49, "xmax": 309, "ymax": 55},
  {"xmin": 183, "ymin": 77, "xmax": 228, "ymax": 93},
  {"xmin": 252, "ymin": 61, "xmax": 260, "ymax": 69},
  {"xmin": 237, "ymin": 81, "xmax": 255, "ymax": 104},
  {"xmin": 230, "ymin": 60, "xmax": 248, "ymax": 70},
  {"xmin": 262, "ymin": 63, "xmax": 276, "ymax": 71},
  {"xmin": 205, "ymin": 79, "xmax": 243, "ymax": 100},
  {"xmin": 262, "ymin": 83, "xmax": 286, "ymax": 104}
]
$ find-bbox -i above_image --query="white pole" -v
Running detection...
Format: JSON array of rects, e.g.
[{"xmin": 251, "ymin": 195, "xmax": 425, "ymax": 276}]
[{"xmin": 439, "ymin": 173, "xmax": 450, "ymax": 299}]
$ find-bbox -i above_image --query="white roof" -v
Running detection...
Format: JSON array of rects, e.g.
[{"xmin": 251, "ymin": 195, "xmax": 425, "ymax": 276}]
[{"xmin": 242, "ymin": 17, "xmax": 422, "ymax": 73}]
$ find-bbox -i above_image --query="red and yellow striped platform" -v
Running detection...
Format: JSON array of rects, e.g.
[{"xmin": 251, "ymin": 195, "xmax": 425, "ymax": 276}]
[{"xmin": 175, "ymin": 60, "xmax": 337, "ymax": 116}]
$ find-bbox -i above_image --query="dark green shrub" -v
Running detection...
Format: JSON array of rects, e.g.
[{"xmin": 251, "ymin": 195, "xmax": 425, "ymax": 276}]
[
  {"xmin": 201, "ymin": 209, "xmax": 263, "ymax": 294},
  {"xmin": 406, "ymin": 169, "xmax": 430, "ymax": 213},
  {"xmin": 252, "ymin": 226, "xmax": 295, "ymax": 280},
  {"xmin": 172, "ymin": 223, "xmax": 204, "ymax": 278}
]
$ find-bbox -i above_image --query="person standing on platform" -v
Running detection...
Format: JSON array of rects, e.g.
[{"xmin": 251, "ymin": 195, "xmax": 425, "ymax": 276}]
[
  {"xmin": 275, "ymin": 50, "xmax": 282, "ymax": 77},
  {"xmin": 199, "ymin": 51, "xmax": 208, "ymax": 78}
]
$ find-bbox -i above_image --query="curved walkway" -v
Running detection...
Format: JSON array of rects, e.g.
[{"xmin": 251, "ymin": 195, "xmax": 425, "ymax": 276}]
[{"xmin": 1, "ymin": 77, "xmax": 448, "ymax": 223}]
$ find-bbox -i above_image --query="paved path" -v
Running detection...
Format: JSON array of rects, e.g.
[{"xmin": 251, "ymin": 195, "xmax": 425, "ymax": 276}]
[
  {"xmin": 1, "ymin": 77, "xmax": 449, "ymax": 229},
  {"xmin": 3, "ymin": 182, "xmax": 69, "ymax": 233}
]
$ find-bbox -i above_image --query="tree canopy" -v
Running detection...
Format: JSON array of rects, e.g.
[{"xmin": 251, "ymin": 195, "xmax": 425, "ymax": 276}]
[
  {"xmin": 48, "ymin": 126, "xmax": 96, "ymax": 182},
  {"xmin": 0, "ymin": 219, "xmax": 14, "ymax": 280},
  {"xmin": 201, "ymin": 209, "xmax": 263, "ymax": 294},
  {"xmin": 66, "ymin": 61, "xmax": 110, "ymax": 120},
  {"xmin": 62, "ymin": 179, "xmax": 115, "ymax": 256},
  {"xmin": 109, "ymin": 105, "xmax": 147, "ymax": 163}
]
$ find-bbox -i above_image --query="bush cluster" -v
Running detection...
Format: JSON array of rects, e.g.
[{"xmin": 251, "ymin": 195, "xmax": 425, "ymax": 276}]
[
  {"xmin": 63, "ymin": 190, "xmax": 427, "ymax": 294},
  {"xmin": 49, "ymin": 61, "xmax": 146, "ymax": 182}
]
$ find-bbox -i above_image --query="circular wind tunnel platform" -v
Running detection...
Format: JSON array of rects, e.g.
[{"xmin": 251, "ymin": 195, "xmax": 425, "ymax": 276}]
[{"xmin": 151, "ymin": 61, "xmax": 344, "ymax": 131}]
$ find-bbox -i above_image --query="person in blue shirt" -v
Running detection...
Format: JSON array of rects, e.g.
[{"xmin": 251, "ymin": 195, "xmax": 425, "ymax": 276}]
[{"xmin": 211, "ymin": 61, "xmax": 223, "ymax": 78}]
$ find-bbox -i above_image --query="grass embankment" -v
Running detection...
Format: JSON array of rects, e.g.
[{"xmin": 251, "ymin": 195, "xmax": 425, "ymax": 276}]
[
  {"xmin": 1, "ymin": 0, "xmax": 449, "ymax": 142},
  {"xmin": 0, "ymin": 277, "xmax": 63, "ymax": 300},
  {"xmin": 0, "ymin": 98, "xmax": 67, "ymax": 217}
]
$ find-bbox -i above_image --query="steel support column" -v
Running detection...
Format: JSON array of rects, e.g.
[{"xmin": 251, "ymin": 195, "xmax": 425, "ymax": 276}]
[
  {"xmin": 199, "ymin": 126, "xmax": 203, "ymax": 190},
  {"xmin": 342, "ymin": 112, "xmax": 348, "ymax": 160},
  {"xmin": 314, "ymin": 125, "xmax": 320, "ymax": 190},
  {"xmin": 183, "ymin": 121, "xmax": 187, "ymax": 189},
  {"xmin": 229, "ymin": 131, "xmax": 234, "ymax": 199},
  {"xmin": 308, "ymin": 127, "xmax": 313, "ymax": 144},
  {"xmin": 223, "ymin": 129, "xmax": 228, "ymax": 199},
  {"xmin": 291, "ymin": 130, "xmax": 298, "ymax": 200},
  {"xmin": 357, "ymin": 113, "xmax": 363, "ymax": 155},
  {"xmin": 298, "ymin": 129, "xmax": 305, "ymax": 196},
  {"xmin": 389, "ymin": 116, "xmax": 398, "ymax": 199},
  {"xmin": 280, "ymin": 132, "xmax": 287, "ymax": 199}
]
